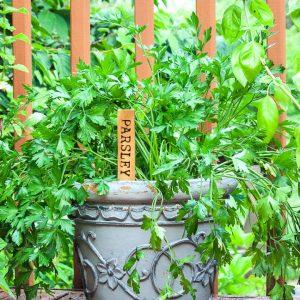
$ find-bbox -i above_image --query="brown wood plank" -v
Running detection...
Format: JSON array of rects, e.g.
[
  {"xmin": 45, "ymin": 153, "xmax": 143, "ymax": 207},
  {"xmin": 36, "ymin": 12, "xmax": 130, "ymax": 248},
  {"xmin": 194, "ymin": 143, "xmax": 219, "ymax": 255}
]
[
  {"xmin": 12, "ymin": 0, "xmax": 32, "ymax": 152},
  {"xmin": 134, "ymin": 0, "xmax": 154, "ymax": 80},
  {"xmin": 267, "ymin": 0, "xmax": 286, "ymax": 148},
  {"xmin": 70, "ymin": 1, "xmax": 91, "ymax": 290},
  {"xmin": 196, "ymin": 0, "xmax": 216, "ymax": 57},
  {"xmin": 266, "ymin": 0, "xmax": 286, "ymax": 294},
  {"xmin": 70, "ymin": 0, "xmax": 90, "ymax": 75},
  {"xmin": 196, "ymin": 1, "xmax": 217, "ymax": 297}
]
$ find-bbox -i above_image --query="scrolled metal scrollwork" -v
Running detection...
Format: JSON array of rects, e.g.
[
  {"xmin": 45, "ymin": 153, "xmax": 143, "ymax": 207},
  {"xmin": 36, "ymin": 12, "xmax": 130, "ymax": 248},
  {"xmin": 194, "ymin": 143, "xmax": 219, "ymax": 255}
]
[{"xmin": 76, "ymin": 230, "xmax": 216, "ymax": 299}]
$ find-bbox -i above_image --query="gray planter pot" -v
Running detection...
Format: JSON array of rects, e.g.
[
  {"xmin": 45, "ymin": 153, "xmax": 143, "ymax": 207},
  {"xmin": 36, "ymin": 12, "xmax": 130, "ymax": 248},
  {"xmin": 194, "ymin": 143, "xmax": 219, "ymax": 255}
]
[{"xmin": 74, "ymin": 178, "xmax": 237, "ymax": 300}]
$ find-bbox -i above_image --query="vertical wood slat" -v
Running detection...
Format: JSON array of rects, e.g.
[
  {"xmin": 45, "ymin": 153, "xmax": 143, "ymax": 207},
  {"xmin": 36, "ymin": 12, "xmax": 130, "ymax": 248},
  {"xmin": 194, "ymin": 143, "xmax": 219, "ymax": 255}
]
[
  {"xmin": 266, "ymin": 0, "xmax": 286, "ymax": 295},
  {"xmin": 70, "ymin": 0, "xmax": 90, "ymax": 75},
  {"xmin": 196, "ymin": 0, "xmax": 216, "ymax": 57},
  {"xmin": 70, "ymin": 0, "xmax": 91, "ymax": 290},
  {"xmin": 267, "ymin": 0, "xmax": 286, "ymax": 148},
  {"xmin": 12, "ymin": 0, "xmax": 34, "ymax": 286},
  {"xmin": 12, "ymin": 0, "xmax": 32, "ymax": 152},
  {"xmin": 134, "ymin": 0, "xmax": 154, "ymax": 80},
  {"xmin": 196, "ymin": 1, "xmax": 217, "ymax": 298},
  {"xmin": 196, "ymin": 0, "xmax": 216, "ymax": 134}
]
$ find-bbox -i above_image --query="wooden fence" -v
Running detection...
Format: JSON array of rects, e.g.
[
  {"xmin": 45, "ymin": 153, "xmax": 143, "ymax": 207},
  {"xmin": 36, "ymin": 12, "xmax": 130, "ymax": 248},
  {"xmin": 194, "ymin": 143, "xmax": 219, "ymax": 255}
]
[{"xmin": 12, "ymin": 0, "xmax": 286, "ymax": 297}]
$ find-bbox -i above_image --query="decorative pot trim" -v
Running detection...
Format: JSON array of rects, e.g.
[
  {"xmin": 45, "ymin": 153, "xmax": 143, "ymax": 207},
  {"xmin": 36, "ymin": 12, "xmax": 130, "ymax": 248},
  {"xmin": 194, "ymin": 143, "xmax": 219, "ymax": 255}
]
[
  {"xmin": 74, "ymin": 203, "xmax": 213, "ymax": 226},
  {"xmin": 84, "ymin": 178, "xmax": 238, "ymax": 204}
]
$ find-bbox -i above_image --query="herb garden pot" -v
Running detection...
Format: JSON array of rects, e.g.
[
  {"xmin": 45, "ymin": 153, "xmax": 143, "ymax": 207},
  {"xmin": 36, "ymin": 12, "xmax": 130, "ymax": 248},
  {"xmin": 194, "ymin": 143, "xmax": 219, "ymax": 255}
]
[{"xmin": 74, "ymin": 178, "xmax": 237, "ymax": 300}]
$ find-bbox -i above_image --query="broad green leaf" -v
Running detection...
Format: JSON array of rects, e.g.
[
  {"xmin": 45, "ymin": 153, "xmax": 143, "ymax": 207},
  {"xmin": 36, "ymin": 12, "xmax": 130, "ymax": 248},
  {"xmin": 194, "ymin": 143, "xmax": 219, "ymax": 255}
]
[
  {"xmin": 290, "ymin": 8, "xmax": 300, "ymax": 29},
  {"xmin": 0, "ymin": 273, "xmax": 13, "ymax": 298},
  {"xmin": 256, "ymin": 196, "xmax": 272, "ymax": 222},
  {"xmin": 127, "ymin": 269, "xmax": 141, "ymax": 294},
  {"xmin": 188, "ymin": 12, "xmax": 199, "ymax": 31},
  {"xmin": 232, "ymin": 43, "xmax": 248, "ymax": 87},
  {"xmin": 12, "ymin": 64, "xmax": 29, "ymax": 73},
  {"xmin": 256, "ymin": 96, "xmax": 279, "ymax": 143},
  {"xmin": 150, "ymin": 225, "xmax": 165, "ymax": 250},
  {"xmin": 12, "ymin": 230, "xmax": 22, "ymax": 246},
  {"xmin": 274, "ymin": 79, "xmax": 291, "ymax": 111},
  {"xmin": 141, "ymin": 216, "xmax": 153, "ymax": 231},
  {"xmin": 222, "ymin": 5, "xmax": 242, "ymax": 43},
  {"xmin": 123, "ymin": 250, "xmax": 144, "ymax": 271},
  {"xmin": 0, "ymin": 17, "xmax": 14, "ymax": 31},
  {"xmin": 0, "ymin": 238, "xmax": 7, "ymax": 251},
  {"xmin": 38, "ymin": 11, "xmax": 68, "ymax": 41},
  {"xmin": 249, "ymin": 0, "xmax": 274, "ymax": 27},
  {"xmin": 52, "ymin": 53, "xmax": 70, "ymax": 77},
  {"xmin": 153, "ymin": 156, "xmax": 184, "ymax": 175},
  {"xmin": 5, "ymin": 33, "xmax": 30, "ymax": 44},
  {"xmin": 239, "ymin": 42, "xmax": 265, "ymax": 83},
  {"xmin": 57, "ymin": 136, "xmax": 74, "ymax": 156},
  {"xmin": 74, "ymin": 89, "xmax": 94, "ymax": 106},
  {"xmin": 232, "ymin": 157, "xmax": 249, "ymax": 173},
  {"xmin": 293, "ymin": 72, "xmax": 300, "ymax": 91},
  {"xmin": 86, "ymin": 106, "xmax": 107, "ymax": 126},
  {"xmin": 3, "ymin": 6, "xmax": 28, "ymax": 14},
  {"xmin": 295, "ymin": 127, "xmax": 300, "ymax": 167},
  {"xmin": 270, "ymin": 283, "xmax": 294, "ymax": 300}
]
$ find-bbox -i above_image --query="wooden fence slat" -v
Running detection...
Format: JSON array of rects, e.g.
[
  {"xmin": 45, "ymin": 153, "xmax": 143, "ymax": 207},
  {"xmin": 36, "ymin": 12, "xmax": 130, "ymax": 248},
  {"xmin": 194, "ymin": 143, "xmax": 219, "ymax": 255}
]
[
  {"xmin": 70, "ymin": 0, "xmax": 90, "ymax": 75},
  {"xmin": 12, "ymin": 0, "xmax": 32, "ymax": 152},
  {"xmin": 267, "ymin": 0, "xmax": 286, "ymax": 148},
  {"xmin": 134, "ymin": 0, "xmax": 154, "ymax": 80},
  {"xmin": 196, "ymin": 0, "xmax": 216, "ymax": 134},
  {"xmin": 70, "ymin": 0, "xmax": 91, "ymax": 290},
  {"xmin": 266, "ymin": 0, "xmax": 286, "ymax": 294},
  {"xmin": 196, "ymin": 1, "xmax": 217, "ymax": 298},
  {"xmin": 196, "ymin": 0, "xmax": 216, "ymax": 57}
]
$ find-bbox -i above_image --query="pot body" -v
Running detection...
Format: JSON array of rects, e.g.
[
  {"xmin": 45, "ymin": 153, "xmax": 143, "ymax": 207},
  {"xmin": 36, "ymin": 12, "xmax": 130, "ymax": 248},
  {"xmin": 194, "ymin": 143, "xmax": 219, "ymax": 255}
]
[{"xmin": 74, "ymin": 178, "xmax": 237, "ymax": 300}]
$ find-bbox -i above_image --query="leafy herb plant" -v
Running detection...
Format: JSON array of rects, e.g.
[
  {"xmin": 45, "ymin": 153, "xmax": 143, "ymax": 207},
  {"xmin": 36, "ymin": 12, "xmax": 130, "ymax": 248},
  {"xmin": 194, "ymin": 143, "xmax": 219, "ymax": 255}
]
[{"xmin": 0, "ymin": 0, "xmax": 299, "ymax": 299}]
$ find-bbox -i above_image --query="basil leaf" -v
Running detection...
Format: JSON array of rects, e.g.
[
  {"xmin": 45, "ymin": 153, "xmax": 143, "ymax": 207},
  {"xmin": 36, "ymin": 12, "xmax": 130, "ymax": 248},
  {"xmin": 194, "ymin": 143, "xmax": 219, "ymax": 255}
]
[
  {"xmin": 295, "ymin": 127, "xmax": 300, "ymax": 168},
  {"xmin": 231, "ymin": 43, "xmax": 248, "ymax": 87},
  {"xmin": 239, "ymin": 42, "xmax": 265, "ymax": 83},
  {"xmin": 256, "ymin": 96, "xmax": 279, "ymax": 143},
  {"xmin": 232, "ymin": 42, "xmax": 264, "ymax": 86},
  {"xmin": 249, "ymin": 0, "xmax": 274, "ymax": 27},
  {"xmin": 222, "ymin": 5, "xmax": 242, "ymax": 43},
  {"xmin": 273, "ymin": 79, "xmax": 291, "ymax": 111}
]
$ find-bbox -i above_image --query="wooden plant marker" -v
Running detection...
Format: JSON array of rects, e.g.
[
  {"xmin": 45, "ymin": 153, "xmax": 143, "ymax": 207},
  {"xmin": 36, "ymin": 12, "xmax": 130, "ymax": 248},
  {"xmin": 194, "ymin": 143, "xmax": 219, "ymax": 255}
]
[{"xmin": 118, "ymin": 110, "xmax": 136, "ymax": 181}]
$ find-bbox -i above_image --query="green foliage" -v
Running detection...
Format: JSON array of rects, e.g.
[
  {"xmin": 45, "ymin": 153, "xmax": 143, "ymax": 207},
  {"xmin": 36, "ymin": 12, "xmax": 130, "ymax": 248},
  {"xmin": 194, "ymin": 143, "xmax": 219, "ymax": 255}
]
[
  {"xmin": 249, "ymin": 0, "xmax": 274, "ymax": 27},
  {"xmin": 0, "ymin": 1, "xmax": 299, "ymax": 299},
  {"xmin": 256, "ymin": 95, "xmax": 279, "ymax": 143},
  {"xmin": 231, "ymin": 42, "xmax": 265, "ymax": 87},
  {"xmin": 123, "ymin": 250, "xmax": 144, "ymax": 295},
  {"xmin": 222, "ymin": 5, "xmax": 242, "ymax": 43}
]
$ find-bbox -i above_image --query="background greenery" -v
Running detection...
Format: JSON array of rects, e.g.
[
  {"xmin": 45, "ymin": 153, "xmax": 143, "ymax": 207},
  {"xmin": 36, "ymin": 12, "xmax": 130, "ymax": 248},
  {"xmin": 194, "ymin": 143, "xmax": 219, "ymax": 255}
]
[{"xmin": 0, "ymin": 0, "xmax": 299, "ymax": 297}]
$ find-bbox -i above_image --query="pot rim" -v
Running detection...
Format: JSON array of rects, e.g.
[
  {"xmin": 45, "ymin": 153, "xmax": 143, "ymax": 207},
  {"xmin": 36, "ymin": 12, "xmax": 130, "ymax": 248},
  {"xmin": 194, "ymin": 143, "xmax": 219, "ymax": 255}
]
[{"xmin": 84, "ymin": 177, "xmax": 237, "ymax": 205}]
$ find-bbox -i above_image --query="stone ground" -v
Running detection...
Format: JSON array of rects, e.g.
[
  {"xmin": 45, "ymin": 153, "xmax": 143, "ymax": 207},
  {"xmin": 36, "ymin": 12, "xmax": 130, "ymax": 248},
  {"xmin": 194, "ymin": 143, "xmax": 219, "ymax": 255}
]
[{"xmin": 1, "ymin": 290, "xmax": 300, "ymax": 300}]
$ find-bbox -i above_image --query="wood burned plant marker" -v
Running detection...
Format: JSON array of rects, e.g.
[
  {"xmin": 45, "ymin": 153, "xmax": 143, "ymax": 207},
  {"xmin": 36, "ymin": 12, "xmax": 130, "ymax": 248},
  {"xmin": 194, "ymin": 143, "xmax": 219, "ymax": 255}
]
[{"xmin": 118, "ymin": 109, "xmax": 136, "ymax": 181}]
